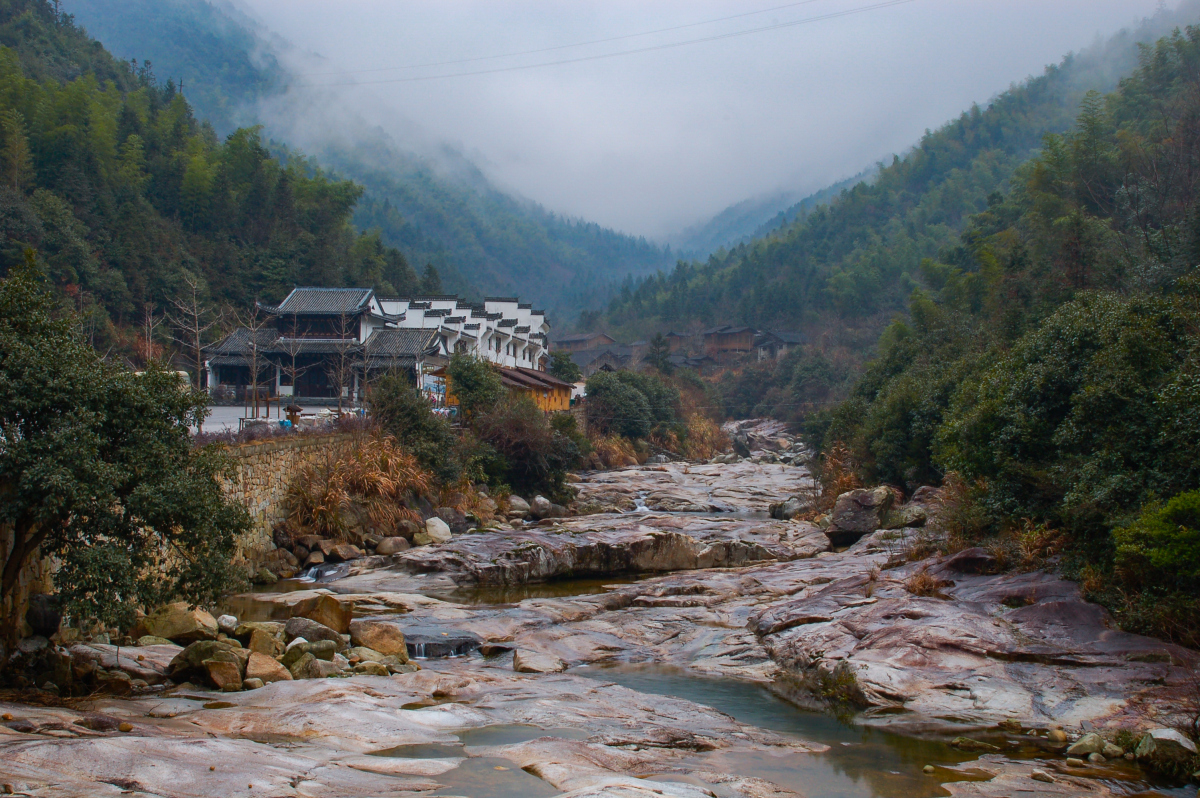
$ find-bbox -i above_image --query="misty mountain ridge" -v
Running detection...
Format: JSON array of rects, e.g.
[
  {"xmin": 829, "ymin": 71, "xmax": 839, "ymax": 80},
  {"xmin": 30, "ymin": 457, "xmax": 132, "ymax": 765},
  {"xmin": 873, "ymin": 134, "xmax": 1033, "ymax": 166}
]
[
  {"xmin": 672, "ymin": 167, "xmax": 877, "ymax": 259},
  {"xmin": 61, "ymin": 0, "xmax": 675, "ymax": 314},
  {"xmin": 605, "ymin": 1, "xmax": 1200, "ymax": 340}
]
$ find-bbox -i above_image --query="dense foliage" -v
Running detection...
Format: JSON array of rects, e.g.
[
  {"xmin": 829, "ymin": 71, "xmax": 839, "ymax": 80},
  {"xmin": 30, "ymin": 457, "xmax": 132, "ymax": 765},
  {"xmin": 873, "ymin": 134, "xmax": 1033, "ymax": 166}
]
[
  {"xmin": 0, "ymin": 0, "xmax": 419, "ymax": 355},
  {"xmin": 0, "ymin": 254, "xmax": 248, "ymax": 637},
  {"xmin": 817, "ymin": 29, "xmax": 1200, "ymax": 645},
  {"xmin": 585, "ymin": 370, "xmax": 679, "ymax": 441},
  {"xmin": 367, "ymin": 372, "xmax": 462, "ymax": 485}
]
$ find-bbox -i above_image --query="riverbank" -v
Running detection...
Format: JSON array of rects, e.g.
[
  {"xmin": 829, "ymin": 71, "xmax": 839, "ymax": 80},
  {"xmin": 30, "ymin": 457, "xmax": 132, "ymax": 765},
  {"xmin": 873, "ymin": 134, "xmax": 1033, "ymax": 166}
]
[{"xmin": 1, "ymin": 432, "xmax": 1195, "ymax": 797}]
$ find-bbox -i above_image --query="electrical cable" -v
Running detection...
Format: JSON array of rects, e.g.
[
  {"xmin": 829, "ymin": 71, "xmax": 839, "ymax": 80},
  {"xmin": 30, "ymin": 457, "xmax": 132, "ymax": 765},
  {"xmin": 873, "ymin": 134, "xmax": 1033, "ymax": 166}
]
[
  {"xmin": 302, "ymin": 0, "xmax": 835, "ymax": 77},
  {"xmin": 293, "ymin": 0, "xmax": 915, "ymax": 88}
]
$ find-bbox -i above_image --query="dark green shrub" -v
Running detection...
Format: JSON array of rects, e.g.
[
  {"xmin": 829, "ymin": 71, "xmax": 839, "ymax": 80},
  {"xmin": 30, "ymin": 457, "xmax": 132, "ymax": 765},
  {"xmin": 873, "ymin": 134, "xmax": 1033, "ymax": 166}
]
[
  {"xmin": 448, "ymin": 353, "xmax": 503, "ymax": 421},
  {"xmin": 550, "ymin": 412, "xmax": 591, "ymax": 458},
  {"xmin": 366, "ymin": 372, "xmax": 462, "ymax": 484},
  {"xmin": 473, "ymin": 395, "xmax": 577, "ymax": 501},
  {"xmin": 1113, "ymin": 491, "xmax": 1200, "ymax": 592},
  {"xmin": 548, "ymin": 350, "xmax": 582, "ymax": 382},
  {"xmin": 585, "ymin": 371, "xmax": 653, "ymax": 439}
]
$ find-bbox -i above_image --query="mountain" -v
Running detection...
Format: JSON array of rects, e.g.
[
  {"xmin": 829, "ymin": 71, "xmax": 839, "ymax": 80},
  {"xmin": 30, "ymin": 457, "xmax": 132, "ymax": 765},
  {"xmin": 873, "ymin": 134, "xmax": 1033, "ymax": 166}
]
[
  {"xmin": 61, "ymin": 0, "xmax": 675, "ymax": 315},
  {"xmin": 671, "ymin": 169, "xmax": 874, "ymax": 260},
  {"xmin": 0, "ymin": 0, "xmax": 421, "ymax": 353},
  {"xmin": 604, "ymin": 4, "xmax": 1199, "ymax": 340}
]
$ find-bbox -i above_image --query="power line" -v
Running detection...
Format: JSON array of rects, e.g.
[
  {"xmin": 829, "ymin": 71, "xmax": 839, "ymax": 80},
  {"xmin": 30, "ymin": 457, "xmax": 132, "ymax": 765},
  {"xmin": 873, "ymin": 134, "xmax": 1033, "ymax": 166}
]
[
  {"xmin": 303, "ymin": 0, "xmax": 834, "ymax": 77},
  {"xmin": 294, "ymin": 0, "xmax": 915, "ymax": 89}
]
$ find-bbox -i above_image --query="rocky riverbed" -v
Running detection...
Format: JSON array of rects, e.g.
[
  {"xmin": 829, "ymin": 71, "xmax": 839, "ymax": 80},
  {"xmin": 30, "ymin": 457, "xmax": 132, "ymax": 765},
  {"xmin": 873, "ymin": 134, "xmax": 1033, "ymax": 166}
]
[{"xmin": 2, "ymin": 429, "xmax": 1197, "ymax": 797}]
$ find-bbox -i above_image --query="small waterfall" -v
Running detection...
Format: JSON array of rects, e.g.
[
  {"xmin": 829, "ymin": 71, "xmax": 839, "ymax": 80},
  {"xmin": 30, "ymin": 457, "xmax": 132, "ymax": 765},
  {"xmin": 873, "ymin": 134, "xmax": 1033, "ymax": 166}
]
[{"xmin": 633, "ymin": 493, "xmax": 649, "ymax": 512}]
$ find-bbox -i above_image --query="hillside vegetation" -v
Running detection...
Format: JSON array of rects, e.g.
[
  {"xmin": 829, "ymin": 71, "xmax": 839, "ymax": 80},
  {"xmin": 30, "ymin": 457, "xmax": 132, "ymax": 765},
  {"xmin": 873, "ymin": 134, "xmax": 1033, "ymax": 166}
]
[
  {"xmin": 63, "ymin": 0, "xmax": 675, "ymax": 312},
  {"xmin": 819, "ymin": 27, "xmax": 1200, "ymax": 647},
  {"xmin": 0, "ymin": 0, "xmax": 421, "ymax": 352}
]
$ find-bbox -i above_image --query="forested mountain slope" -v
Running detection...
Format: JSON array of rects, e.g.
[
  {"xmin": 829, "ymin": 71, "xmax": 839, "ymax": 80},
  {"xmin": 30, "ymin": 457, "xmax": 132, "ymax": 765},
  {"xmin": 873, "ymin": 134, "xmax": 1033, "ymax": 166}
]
[
  {"xmin": 604, "ymin": 5, "xmax": 1199, "ymax": 338},
  {"xmin": 63, "ymin": 0, "xmax": 675, "ymax": 312},
  {"xmin": 817, "ymin": 25, "xmax": 1200, "ymax": 647},
  {"xmin": 671, "ymin": 169, "xmax": 872, "ymax": 260},
  {"xmin": 0, "ymin": 0, "xmax": 420, "ymax": 352}
]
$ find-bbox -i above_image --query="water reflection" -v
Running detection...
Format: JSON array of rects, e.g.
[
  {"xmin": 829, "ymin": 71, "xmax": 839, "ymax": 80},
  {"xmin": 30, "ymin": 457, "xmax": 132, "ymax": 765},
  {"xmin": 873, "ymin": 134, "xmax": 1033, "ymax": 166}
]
[
  {"xmin": 424, "ymin": 575, "xmax": 647, "ymax": 605},
  {"xmin": 575, "ymin": 665, "xmax": 1193, "ymax": 798}
]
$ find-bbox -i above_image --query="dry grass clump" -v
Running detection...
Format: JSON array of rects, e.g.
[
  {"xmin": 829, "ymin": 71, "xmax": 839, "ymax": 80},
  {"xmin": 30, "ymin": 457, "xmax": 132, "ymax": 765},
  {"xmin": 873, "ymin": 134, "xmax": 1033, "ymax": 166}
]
[
  {"xmin": 815, "ymin": 442, "xmax": 863, "ymax": 512},
  {"xmin": 681, "ymin": 413, "xmax": 729, "ymax": 460},
  {"xmin": 590, "ymin": 434, "xmax": 640, "ymax": 468},
  {"xmin": 904, "ymin": 567, "xmax": 951, "ymax": 598},
  {"xmin": 930, "ymin": 472, "xmax": 990, "ymax": 553},
  {"xmin": 287, "ymin": 435, "xmax": 431, "ymax": 539}
]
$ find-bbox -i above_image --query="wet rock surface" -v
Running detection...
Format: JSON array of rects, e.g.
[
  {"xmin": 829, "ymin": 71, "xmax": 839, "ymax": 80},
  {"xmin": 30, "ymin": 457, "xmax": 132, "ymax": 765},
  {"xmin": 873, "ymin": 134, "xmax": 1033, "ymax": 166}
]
[{"xmin": 4, "ymin": 429, "xmax": 1194, "ymax": 797}]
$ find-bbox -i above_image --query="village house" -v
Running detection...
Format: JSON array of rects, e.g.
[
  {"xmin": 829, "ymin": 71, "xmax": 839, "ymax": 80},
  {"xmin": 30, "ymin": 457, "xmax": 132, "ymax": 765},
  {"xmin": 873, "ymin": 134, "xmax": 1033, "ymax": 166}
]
[
  {"xmin": 702, "ymin": 325, "xmax": 757, "ymax": 359},
  {"xmin": 204, "ymin": 287, "xmax": 551, "ymax": 404},
  {"xmin": 553, "ymin": 331, "xmax": 617, "ymax": 353},
  {"xmin": 754, "ymin": 330, "xmax": 807, "ymax": 361}
]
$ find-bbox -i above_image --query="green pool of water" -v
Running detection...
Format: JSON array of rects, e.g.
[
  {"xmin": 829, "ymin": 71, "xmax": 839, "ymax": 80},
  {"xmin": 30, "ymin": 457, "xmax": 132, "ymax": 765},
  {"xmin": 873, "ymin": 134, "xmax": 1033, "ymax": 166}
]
[
  {"xmin": 424, "ymin": 575, "xmax": 647, "ymax": 605},
  {"xmin": 577, "ymin": 665, "xmax": 1193, "ymax": 798}
]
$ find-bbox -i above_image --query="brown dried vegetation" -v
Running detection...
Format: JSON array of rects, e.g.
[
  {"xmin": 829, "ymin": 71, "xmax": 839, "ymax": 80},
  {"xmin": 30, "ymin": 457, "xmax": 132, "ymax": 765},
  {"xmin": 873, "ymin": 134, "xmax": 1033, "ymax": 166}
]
[{"xmin": 286, "ymin": 435, "xmax": 432, "ymax": 539}]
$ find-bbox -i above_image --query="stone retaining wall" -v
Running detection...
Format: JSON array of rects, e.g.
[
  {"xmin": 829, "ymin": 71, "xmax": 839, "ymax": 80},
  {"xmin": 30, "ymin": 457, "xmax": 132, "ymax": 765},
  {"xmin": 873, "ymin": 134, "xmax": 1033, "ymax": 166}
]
[{"xmin": 220, "ymin": 433, "xmax": 357, "ymax": 564}]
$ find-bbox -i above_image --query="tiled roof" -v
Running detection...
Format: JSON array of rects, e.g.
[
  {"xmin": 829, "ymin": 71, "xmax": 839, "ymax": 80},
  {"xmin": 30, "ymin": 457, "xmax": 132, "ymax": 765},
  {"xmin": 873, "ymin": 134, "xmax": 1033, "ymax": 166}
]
[
  {"xmin": 266, "ymin": 287, "xmax": 374, "ymax": 315},
  {"xmin": 497, "ymin": 318, "xmax": 517, "ymax": 327},
  {"xmin": 362, "ymin": 328, "xmax": 440, "ymax": 357},
  {"xmin": 514, "ymin": 325, "xmax": 530, "ymax": 334},
  {"xmin": 445, "ymin": 316, "xmax": 465, "ymax": 323},
  {"xmin": 204, "ymin": 327, "xmax": 279, "ymax": 355},
  {"xmin": 272, "ymin": 338, "xmax": 360, "ymax": 355}
]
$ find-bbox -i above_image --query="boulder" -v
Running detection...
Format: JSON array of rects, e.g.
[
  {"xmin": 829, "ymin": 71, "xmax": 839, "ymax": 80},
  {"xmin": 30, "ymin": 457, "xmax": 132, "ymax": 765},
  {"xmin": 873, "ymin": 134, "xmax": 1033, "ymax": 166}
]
[
  {"xmin": 349, "ymin": 620, "xmax": 409, "ymax": 659},
  {"xmin": 422, "ymin": 517, "xmax": 452, "ymax": 544},
  {"xmin": 939, "ymin": 547, "xmax": 1000, "ymax": 575},
  {"xmin": 252, "ymin": 567, "xmax": 278, "ymax": 585},
  {"xmin": 167, "ymin": 640, "xmax": 240, "ymax": 681},
  {"xmin": 203, "ymin": 659, "xmax": 242, "ymax": 692},
  {"xmin": 375, "ymin": 537, "xmax": 410, "ymax": 555},
  {"xmin": 508, "ymin": 496, "xmax": 531, "ymax": 517},
  {"xmin": 245, "ymin": 652, "xmax": 292, "ymax": 684},
  {"xmin": 1102, "ymin": 742, "xmax": 1124, "ymax": 759},
  {"xmin": 1135, "ymin": 728, "xmax": 1197, "ymax": 770},
  {"xmin": 216, "ymin": 614, "xmax": 239, "ymax": 635},
  {"xmin": 136, "ymin": 636, "xmax": 174, "ymax": 647},
  {"xmin": 1030, "ymin": 770, "xmax": 1055, "ymax": 783},
  {"xmin": 395, "ymin": 519, "xmax": 422, "ymax": 540},
  {"xmin": 529, "ymin": 496, "xmax": 553, "ymax": 519},
  {"xmin": 826, "ymin": 487, "xmax": 896, "ymax": 547},
  {"xmin": 769, "ymin": 496, "xmax": 805, "ymax": 521},
  {"xmin": 304, "ymin": 551, "xmax": 325, "ymax": 567},
  {"xmin": 290, "ymin": 594, "xmax": 352, "ymax": 634},
  {"xmin": 434, "ymin": 507, "xmax": 470, "ymax": 534},
  {"xmin": 283, "ymin": 617, "xmax": 344, "ymax": 648},
  {"xmin": 731, "ymin": 434, "xmax": 751, "ymax": 458},
  {"xmin": 281, "ymin": 640, "xmax": 338, "ymax": 670},
  {"xmin": 247, "ymin": 628, "xmax": 282, "ymax": 657},
  {"xmin": 138, "ymin": 602, "xmax": 218, "ymax": 644},
  {"xmin": 882, "ymin": 503, "xmax": 928, "ymax": 529},
  {"xmin": 1048, "ymin": 729, "xmax": 1068, "ymax": 743},
  {"xmin": 1066, "ymin": 733, "xmax": 1105, "ymax": 756},
  {"xmin": 353, "ymin": 661, "xmax": 390, "ymax": 676},
  {"xmin": 288, "ymin": 652, "xmax": 322, "ymax": 680},
  {"xmin": 327, "ymin": 543, "xmax": 364, "ymax": 562},
  {"xmin": 513, "ymin": 650, "xmax": 567, "ymax": 674},
  {"xmin": 296, "ymin": 534, "xmax": 324, "ymax": 551},
  {"xmin": 242, "ymin": 678, "xmax": 264, "ymax": 690}
]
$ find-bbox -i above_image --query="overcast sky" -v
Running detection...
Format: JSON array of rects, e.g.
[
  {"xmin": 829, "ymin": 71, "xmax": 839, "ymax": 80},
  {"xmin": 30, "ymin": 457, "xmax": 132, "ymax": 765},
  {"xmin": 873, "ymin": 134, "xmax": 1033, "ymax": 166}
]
[{"xmin": 234, "ymin": 0, "xmax": 1166, "ymax": 241}]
